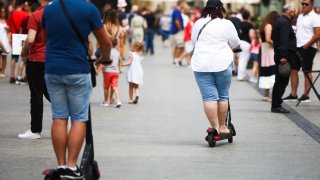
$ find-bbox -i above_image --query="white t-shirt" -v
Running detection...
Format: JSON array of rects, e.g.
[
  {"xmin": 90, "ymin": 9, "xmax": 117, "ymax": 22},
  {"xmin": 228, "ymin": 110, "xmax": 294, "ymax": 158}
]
[
  {"xmin": 191, "ymin": 17, "xmax": 240, "ymax": 72},
  {"xmin": 296, "ymin": 10, "xmax": 320, "ymax": 48},
  {"xmin": 159, "ymin": 16, "xmax": 171, "ymax": 31},
  {"xmin": 104, "ymin": 48, "xmax": 120, "ymax": 73}
]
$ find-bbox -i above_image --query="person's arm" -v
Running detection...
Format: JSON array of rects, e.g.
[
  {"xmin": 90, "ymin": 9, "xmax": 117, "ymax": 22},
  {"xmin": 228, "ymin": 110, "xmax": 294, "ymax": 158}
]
[
  {"xmin": 303, "ymin": 27, "xmax": 320, "ymax": 49},
  {"xmin": 277, "ymin": 22, "xmax": 291, "ymax": 64},
  {"xmin": 0, "ymin": 39, "xmax": 8, "ymax": 54},
  {"xmin": 264, "ymin": 24, "xmax": 273, "ymax": 46},
  {"xmin": 21, "ymin": 29, "xmax": 37, "ymax": 57},
  {"xmin": 121, "ymin": 53, "xmax": 133, "ymax": 66},
  {"xmin": 93, "ymin": 27, "xmax": 112, "ymax": 65},
  {"xmin": 227, "ymin": 21, "xmax": 241, "ymax": 50}
]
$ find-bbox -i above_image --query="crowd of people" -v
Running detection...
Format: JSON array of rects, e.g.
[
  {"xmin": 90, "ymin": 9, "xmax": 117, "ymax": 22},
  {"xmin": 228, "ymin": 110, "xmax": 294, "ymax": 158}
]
[{"xmin": 0, "ymin": 0, "xmax": 319, "ymax": 179}]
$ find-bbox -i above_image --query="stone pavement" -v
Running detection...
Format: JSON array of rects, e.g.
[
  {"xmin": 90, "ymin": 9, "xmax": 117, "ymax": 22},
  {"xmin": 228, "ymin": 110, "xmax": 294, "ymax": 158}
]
[{"xmin": 0, "ymin": 36, "xmax": 320, "ymax": 180}]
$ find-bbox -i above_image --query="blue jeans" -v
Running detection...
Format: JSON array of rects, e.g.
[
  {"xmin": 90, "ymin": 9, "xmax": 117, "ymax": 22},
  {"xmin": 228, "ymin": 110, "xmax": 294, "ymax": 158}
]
[
  {"xmin": 145, "ymin": 28, "xmax": 155, "ymax": 54},
  {"xmin": 194, "ymin": 63, "xmax": 233, "ymax": 102},
  {"xmin": 45, "ymin": 73, "xmax": 92, "ymax": 121}
]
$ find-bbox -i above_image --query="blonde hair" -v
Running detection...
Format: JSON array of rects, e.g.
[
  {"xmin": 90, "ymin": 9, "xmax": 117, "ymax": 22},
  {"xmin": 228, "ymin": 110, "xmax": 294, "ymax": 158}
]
[{"xmin": 132, "ymin": 42, "xmax": 145, "ymax": 53}]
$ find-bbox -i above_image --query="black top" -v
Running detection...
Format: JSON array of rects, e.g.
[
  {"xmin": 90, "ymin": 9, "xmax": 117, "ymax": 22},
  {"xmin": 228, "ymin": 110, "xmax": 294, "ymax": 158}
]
[
  {"xmin": 143, "ymin": 13, "xmax": 156, "ymax": 30},
  {"xmin": 229, "ymin": 17, "xmax": 241, "ymax": 36},
  {"xmin": 271, "ymin": 15, "xmax": 296, "ymax": 60},
  {"xmin": 239, "ymin": 21, "xmax": 254, "ymax": 43}
]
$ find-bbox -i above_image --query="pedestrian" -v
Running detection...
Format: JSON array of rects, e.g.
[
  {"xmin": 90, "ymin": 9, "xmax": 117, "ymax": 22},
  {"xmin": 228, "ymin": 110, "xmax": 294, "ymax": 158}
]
[
  {"xmin": 282, "ymin": 0, "xmax": 320, "ymax": 102},
  {"xmin": 258, "ymin": 11, "xmax": 279, "ymax": 102},
  {"xmin": 98, "ymin": 9, "xmax": 124, "ymax": 106},
  {"xmin": 130, "ymin": 7, "xmax": 147, "ymax": 43},
  {"xmin": 177, "ymin": 10, "xmax": 195, "ymax": 67},
  {"xmin": 143, "ymin": 6, "xmax": 156, "ymax": 55},
  {"xmin": 237, "ymin": 10, "xmax": 254, "ymax": 81},
  {"xmin": 15, "ymin": 2, "xmax": 37, "ymax": 85},
  {"xmin": 97, "ymin": 37, "xmax": 122, "ymax": 108},
  {"xmin": 271, "ymin": 4, "xmax": 297, "ymax": 113},
  {"xmin": 42, "ymin": 0, "xmax": 112, "ymax": 178},
  {"xmin": 249, "ymin": 29, "xmax": 261, "ymax": 83},
  {"xmin": 0, "ymin": 6, "xmax": 10, "ymax": 79},
  {"xmin": 17, "ymin": 0, "xmax": 50, "ymax": 139},
  {"xmin": 121, "ymin": 42, "xmax": 144, "ymax": 104},
  {"xmin": 171, "ymin": 0, "xmax": 186, "ymax": 65},
  {"xmin": 6, "ymin": 0, "xmax": 29, "ymax": 84},
  {"xmin": 191, "ymin": 0, "xmax": 240, "ymax": 135},
  {"xmin": 158, "ymin": 13, "xmax": 171, "ymax": 47},
  {"xmin": 117, "ymin": 0, "xmax": 129, "ymax": 60}
]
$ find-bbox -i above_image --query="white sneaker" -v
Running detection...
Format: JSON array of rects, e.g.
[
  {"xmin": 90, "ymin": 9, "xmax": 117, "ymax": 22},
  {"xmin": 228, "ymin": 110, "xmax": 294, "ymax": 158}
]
[
  {"xmin": 174, "ymin": 59, "xmax": 180, "ymax": 67},
  {"xmin": 18, "ymin": 129, "xmax": 41, "ymax": 139},
  {"xmin": 114, "ymin": 101, "xmax": 122, "ymax": 108},
  {"xmin": 99, "ymin": 102, "xmax": 109, "ymax": 107}
]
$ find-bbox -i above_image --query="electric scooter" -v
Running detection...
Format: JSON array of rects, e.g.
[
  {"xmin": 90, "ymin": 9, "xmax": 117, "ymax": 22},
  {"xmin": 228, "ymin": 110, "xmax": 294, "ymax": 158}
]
[
  {"xmin": 205, "ymin": 100, "xmax": 236, "ymax": 148},
  {"xmin": 43, "ymin": 106, "xmax": 100, "ymax": 180}
]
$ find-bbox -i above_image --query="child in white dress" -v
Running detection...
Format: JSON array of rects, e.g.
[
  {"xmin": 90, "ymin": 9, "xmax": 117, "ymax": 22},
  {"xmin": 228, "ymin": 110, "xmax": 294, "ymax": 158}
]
[{"xmin": 121, "ymin": 42, "xmax": 144, "ymax": 104}]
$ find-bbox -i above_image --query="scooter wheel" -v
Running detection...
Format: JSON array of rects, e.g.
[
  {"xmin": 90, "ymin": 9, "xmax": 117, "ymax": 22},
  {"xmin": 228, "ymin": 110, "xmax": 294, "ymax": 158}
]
[
  {"xmin": 207, "ymin": 134, "xmax": 216, "ymax": 147},
  {"xmin": 228, "ymin": 137, "xmax": 233, "ymax": 143}
]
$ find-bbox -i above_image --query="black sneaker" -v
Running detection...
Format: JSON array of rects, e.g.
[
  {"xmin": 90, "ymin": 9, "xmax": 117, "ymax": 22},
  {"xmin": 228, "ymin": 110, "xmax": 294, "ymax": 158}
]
[
  {"xmin": 282, "ymin": 94, "xmax": 298, "ymax": 101},
  {"xmin": 15, "ymin": 78, "xmax": 27, "ymax": 85},
  {"xmin": 57, "ymin": 167, "xmax": 67, "ymax": 178},
  {"xmin": 297, "ymin": 95, "xmax": 311, "ymax": 102},
  {"xmin": 61, "ymin": 166, "xmax": 83, "ymax": 179}
]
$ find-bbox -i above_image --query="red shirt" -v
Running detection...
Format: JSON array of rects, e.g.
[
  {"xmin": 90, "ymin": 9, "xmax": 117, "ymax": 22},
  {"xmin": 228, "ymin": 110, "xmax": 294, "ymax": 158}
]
[
  {"xmin": 7, "ymin": 10, "xmax": 29, "ymax": 34},
  {"xmin": 184, "ymin": 21, "xmax": 193, "ymax": 42},
  {"xmin": 27, "ymin": 7, "xmax": 45, "ymax": 62}
]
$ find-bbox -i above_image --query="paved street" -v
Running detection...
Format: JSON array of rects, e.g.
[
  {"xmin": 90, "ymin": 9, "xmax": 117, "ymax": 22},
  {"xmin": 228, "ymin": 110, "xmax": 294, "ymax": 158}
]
[{"xmin": 0, "ymin": 36, "xmax": 320, "ymax": 180}]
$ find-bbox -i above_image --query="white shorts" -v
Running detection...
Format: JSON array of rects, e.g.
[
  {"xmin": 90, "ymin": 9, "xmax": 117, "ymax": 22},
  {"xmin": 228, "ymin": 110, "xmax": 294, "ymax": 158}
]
[{"xmin": 184, "ymin": 41, "xmax": 193, "ymax": 53}]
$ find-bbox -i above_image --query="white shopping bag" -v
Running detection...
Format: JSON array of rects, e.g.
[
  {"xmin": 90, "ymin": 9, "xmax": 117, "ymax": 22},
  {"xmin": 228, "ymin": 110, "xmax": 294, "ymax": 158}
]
[{"xmin": 12, "ymin": 34, "xmax": 27, "ymax": 55}]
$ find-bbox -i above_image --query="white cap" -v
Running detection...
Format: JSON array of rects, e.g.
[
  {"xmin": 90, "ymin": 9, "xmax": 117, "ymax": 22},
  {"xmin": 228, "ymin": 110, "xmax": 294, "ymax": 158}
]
[{"xmin": 117, "ymin": 0, "xmax": 127, "ymax": 8}]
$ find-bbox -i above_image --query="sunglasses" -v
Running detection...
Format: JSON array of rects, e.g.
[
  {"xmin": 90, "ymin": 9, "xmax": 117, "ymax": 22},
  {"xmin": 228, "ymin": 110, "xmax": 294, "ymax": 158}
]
[{"xmin": 301, "ymin": 2, "xmax": 310, "ymax": 6}]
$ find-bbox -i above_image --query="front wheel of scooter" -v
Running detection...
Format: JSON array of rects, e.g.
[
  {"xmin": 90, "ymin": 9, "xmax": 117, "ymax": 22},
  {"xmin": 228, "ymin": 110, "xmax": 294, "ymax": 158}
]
[
  {"xmin": 207, "ymin": 134, "xmax": 216, "ymax": 147},
  {"xmin": 228, "ymin": 137, "xmax": 233, "ymax": 143}
]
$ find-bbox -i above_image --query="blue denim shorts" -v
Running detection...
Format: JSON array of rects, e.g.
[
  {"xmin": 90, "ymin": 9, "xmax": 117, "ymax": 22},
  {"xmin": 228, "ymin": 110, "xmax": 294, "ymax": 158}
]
[
  {"xmin": 45, "ymin": 73, "xmax": 92, "ymax": 121},
  {"xmin": 194, "ymin": 64, "xmax": 232, "ymax": 102}
]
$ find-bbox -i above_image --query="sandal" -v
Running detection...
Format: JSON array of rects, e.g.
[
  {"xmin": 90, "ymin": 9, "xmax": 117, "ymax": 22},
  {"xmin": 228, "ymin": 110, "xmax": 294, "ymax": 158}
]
[{"xmin": 133, "ymin": 96, "xmax": 139, "ymax": 104}]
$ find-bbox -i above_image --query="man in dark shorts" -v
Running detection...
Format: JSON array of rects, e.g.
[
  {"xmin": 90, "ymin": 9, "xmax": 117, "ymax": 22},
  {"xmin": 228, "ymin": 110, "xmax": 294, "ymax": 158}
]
[{"xmin": 283, "ymin": 0, "xmax": 320, "ymax": 102}]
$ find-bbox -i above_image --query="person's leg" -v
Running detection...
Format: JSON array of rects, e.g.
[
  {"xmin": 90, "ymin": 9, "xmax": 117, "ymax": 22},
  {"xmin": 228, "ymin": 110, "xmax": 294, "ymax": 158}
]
[
  {"xmin": 45, "ymin": 74, "xmax": 69, "ymax": 166},
  {"xmin": 272, "ymin": 65, "xmax": 290, "ymax": 108},
  {"xmin": 203, "ymin": 101, "xmax": 219, "ymax": 130},
  {"xmin": 215, "ymin": 63, "xmax": 232, "ymax": 133},
  {"xmin": 149, "ymin": 29, "xmax": 155, "ymax": 55},
  {"xmin": 17, "ymin": 60, "xmax": 25, "ymax": 80},
  {"xmin": 251, "ymin": 60, "xmax": 259, "ymax": 79},
  {"xmin": 66, "ymin": 74, "xmax": 91, "ymax": 167},
  {"xmin": 1, "ymin": 55, "xmax": 7, "ymax": 77},
  {"xmin": 10, "ymin": 59, "xmax": 16, "ymax": 80},
  {"xmin": 129, "ymin": 83, "xmax": 134, "ymax": 102},
  {"xmin": 304, "ymin": 72, "xmax": 312, "ymax": 96},
  {"xmin": 237, "ymin": 41, "xmax": 251, "ymax": 80},
  {"xmin": 290, "ymin": 70, "xmax": 299, "ymax": 97},
  {"xmin": 218, "ymin": 101, "xmax": 229, "ymax": 133},
  {"xmin": 26, "ymin": 61, "xmax": 46, "ymax": 133},
  {"xmin": 51, "ymin": 118, "xmax": 68, "ymax": 166},
  {"xmin": 67, "ymin": 121, "xmax": 86, "ymax": 167}
]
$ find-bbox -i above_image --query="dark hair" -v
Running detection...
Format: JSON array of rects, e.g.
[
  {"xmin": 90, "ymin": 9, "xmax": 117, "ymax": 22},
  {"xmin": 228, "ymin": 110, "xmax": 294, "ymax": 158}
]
[
  {"xmin": 103, "ymin": 9, "xmax": 119, "ymax": 26},
  {"xmin": 15, "ymin": 0, "xmax": 26, "ymax": 7},
  {"xmin": 259, "ymin": 11, "xmax": 279, "ymax": 33},
  {"xmin": 200, "ymin": 6, "xmax": 225, "ymax": 19},
  {"xmin": 241, "ymin": 10, "xmax": 250, "ymax": 20}
]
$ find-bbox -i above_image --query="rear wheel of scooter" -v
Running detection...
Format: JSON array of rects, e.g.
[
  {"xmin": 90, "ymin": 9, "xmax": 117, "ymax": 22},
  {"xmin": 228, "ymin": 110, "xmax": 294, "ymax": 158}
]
[
  {"xmin": 207, "ymin": 134, "xmax": 216, "ymax": 147},
  {"xmin": 228, "ymin": 137, "xmax": 233, "ymax": 143},
  {"xmin": 92, "ymin": 161, "xmax": 100, "ymax": 179}
]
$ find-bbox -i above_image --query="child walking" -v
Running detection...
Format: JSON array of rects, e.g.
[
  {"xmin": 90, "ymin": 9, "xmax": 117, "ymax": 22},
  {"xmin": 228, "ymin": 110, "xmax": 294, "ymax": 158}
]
[
  {"xmin": 249, "ymin": 29, "xmax": 261, "ymax": 83},
  {"xmin": 121, "ymin": 42, "xmax": 144, "ymax": 104},
  {"xmin": 99, "ymin": 37, "xmax": 122, "ymax": 108}
]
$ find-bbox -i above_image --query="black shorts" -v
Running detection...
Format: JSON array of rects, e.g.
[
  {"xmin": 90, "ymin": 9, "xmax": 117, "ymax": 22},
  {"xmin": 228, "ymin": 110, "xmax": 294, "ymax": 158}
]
[
  {"xmin": 292, "ymin": 47, "xmax": 317, "ymax": 71},
  {"xmin": 11, "ymin": 55, "xmax": 19, "ymax": 62}
]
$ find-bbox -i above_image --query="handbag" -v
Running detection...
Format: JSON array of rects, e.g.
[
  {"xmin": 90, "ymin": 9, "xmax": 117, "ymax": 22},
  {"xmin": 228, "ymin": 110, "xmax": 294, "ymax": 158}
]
[
  {"xmin": 59, "ymin": 0, "xmax": 97, "ymax": 87},
  {"xmin": 190, "ymin": 19, "xmax": 213, "ymax": 58}
]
